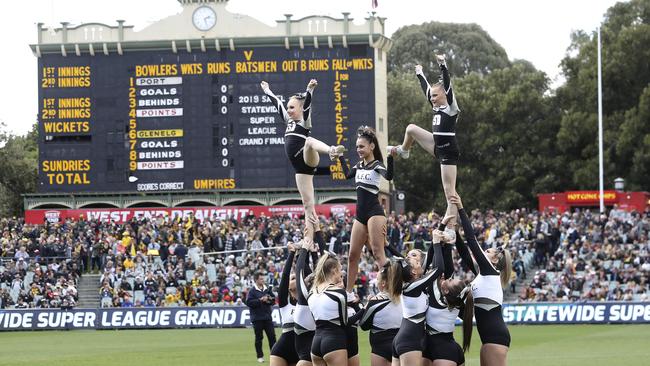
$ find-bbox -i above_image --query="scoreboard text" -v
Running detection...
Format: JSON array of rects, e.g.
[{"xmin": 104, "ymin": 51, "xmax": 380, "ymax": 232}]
[{"xmin": 37, "ymin": 46, "xmax": 375, "ymax": 192}]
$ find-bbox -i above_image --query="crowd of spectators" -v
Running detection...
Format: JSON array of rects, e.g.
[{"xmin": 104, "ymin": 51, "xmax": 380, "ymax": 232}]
[
  {"xmin": 1, "ymin": 217, "xmax": 81, "ymax": 309},
  {"xmin": 513, "ymin": 206, "xmax": 649, "ymax": 303},
  {"xmin": 1, "ymin": 205, "xmax": 648, "ymax": 309}
]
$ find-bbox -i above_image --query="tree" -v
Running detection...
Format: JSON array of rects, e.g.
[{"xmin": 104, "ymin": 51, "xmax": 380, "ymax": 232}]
[
  {"xmin": 618, "ymin": 86, "xmax": 650, "ymax": 189},
  {"xmin": 453, "ymin": 61, "xmax": 561, "ymax": 210},
  {"xmin": 0, "ymin": 123, "xmax": 38, "ymax": 216},
  {"xmin": 556, "ymin": 0, "xmax": 650, "ymax": 191},
  {"xmin": 388, "ymin": 22, "xmax": 510, "ymax": 77}
]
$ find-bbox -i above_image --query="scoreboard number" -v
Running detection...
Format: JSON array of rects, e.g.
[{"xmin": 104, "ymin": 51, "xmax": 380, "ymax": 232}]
[{"xmin": 38, "ymin": 46, "xmax": 375, "ymax": 192}]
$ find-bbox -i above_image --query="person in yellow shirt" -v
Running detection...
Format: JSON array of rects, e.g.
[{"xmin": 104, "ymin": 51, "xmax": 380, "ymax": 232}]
[
  {"xmin": 191, "ymin": 236, "xmax": 203, "ymax": 247},
  {"xmin": 165, "ymin": 291, "xmax": 181, "ymax": 306},
  {"xmin": 122, "ymin": 231, "xmax": 137, "ymax": 257},
  {"xmin": 123, "ymin": 256, "xmax": 135, "ymax": 270}
]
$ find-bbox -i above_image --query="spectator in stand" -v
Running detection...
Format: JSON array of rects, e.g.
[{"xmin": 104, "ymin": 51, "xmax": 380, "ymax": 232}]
[
  {"xmin": 175, "ymin": 242, "xmax": 188, "ymax": 261},
  {"xmin": 14, "ymin": 246, "xmax": 29, "ymax": 261}
]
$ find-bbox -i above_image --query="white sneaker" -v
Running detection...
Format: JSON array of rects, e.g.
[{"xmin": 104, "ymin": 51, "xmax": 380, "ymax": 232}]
[
  {"xmin": 257, "ymin": 358, "xmax": 264, "ymax": 363},
  {"xmin": 387, "ymin": 145, "xmax": 409, "ymax": 159},
  {"xmin": 444, "ymin": 227, "xmax": 456, "ymax": 243},
  {"xmin": 329, "ymin": 145, "xmax": 346, "ymax": 161}
]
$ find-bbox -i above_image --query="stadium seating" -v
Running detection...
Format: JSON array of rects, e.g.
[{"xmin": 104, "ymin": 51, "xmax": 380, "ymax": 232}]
[{"xmin": 0, "ymin": 208, "xmax": 647, "ymax": 309}]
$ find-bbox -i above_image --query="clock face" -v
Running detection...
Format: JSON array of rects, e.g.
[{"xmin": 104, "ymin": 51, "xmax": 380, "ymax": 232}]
[{"xmin": 192, "ymin": 6, "xmax": 216, "ymax": 31}]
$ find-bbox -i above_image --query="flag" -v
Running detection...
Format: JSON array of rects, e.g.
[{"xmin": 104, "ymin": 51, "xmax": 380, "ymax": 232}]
[{"xmin": 372, "ymin": 0, "xmax": 378, "ymax": 9}]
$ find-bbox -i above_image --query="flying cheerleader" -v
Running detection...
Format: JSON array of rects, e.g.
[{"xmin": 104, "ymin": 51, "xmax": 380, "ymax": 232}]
[
  {"xmin": 261, "ymin": 79, "xmax": 345, "ymax": 250},
  {"xmin": 388, "ymin": 54, "xmax": 460, "ymax": 240}
]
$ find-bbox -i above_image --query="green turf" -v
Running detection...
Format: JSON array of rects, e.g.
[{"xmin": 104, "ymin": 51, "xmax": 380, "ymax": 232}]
[{"xmin": 0, "ymin": 325, "xmax": 648, "ymax": 366}]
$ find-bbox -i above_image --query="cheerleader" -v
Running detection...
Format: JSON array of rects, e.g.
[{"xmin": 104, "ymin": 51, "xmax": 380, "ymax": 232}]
[
  {"xmin": 339, "ymin": 126, "xmax": 395, "ymax": 299},
  {"xmin": 271, "ymin": 242, "xmax": 299, "ymax": 366},
  {"xmin": 261, "ymin": 79, "xmax": 345, "ymax": 248},
  {"xmin": 308, "ymin": 251, "xmax": 348, "ymax": 366},
  {"xmin": 388, "ymin": 54, "xmax": 460, "ymax": 239},
  {"xmin": 390, "ymin": 230, "xmax": 446, "ymax": 366},
  {"xmin": 351, "ymin": 260, "xmax": 402, "ymax": 366},
  {"xmin": 295, "ymin": 239, "xmax": 321, "ymax": 366},
  {"xmin": 451, "ymin": 196, "xmax": 512, "ymax": 366},
  {"xmin": 423, "ymin": 227, "xmax": 474, "ymax": 366}
]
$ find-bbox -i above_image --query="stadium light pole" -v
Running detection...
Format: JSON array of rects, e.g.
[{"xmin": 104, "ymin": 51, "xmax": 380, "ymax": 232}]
[{"xmin": 597, "ymin": 26, "xmax": 605, "ymax": 214}]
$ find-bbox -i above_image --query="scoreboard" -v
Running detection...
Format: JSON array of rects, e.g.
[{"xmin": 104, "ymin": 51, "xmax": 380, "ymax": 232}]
[{"xmin": 37, "ymin": 45, "xmax": 375, "ymax": 193}]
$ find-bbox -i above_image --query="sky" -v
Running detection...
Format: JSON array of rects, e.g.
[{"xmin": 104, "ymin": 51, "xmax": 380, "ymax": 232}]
[{"xmin": 0, "ymin": 0, "xmax": 623, "ymax": 136}]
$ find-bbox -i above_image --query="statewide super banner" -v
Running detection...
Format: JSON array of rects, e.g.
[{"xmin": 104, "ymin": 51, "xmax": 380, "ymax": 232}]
[
  {"xmin": 502, "ymin": 301, "xmax": 650, "ymax": 324},
  {"xmin": 24, "ymin": 203, "xmax": 356, "ymax": 225},
  {"xmin": 1, "ymin": 302, "xmax": 649, "ymax": 331}
]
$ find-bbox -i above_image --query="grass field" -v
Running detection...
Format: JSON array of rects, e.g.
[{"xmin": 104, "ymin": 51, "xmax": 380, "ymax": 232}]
[{"xmin": 1, "ymin": 325, "xmax": 649, "ymax": 366}]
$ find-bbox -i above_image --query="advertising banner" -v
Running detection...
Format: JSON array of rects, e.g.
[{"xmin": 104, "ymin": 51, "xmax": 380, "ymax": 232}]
[
  {"xmin": 24, "ymin": 203, "xmax": 356, "ymax": 224},
  {"xmin": 0, "ymin": 307, "xmax": 279, "ymax": 331},
  {"xmin": 1, "ymin": 302, "xmax": 648, "ymax": 331},
  {"xmin": 502, "ymin": 301, "xmax": 650, "ymax": 324}
]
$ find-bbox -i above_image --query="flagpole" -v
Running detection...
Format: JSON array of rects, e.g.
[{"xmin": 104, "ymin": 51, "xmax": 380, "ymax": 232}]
[{"xmin": 597, "ymin": 26, "xmax": 605, "ymax": 213}]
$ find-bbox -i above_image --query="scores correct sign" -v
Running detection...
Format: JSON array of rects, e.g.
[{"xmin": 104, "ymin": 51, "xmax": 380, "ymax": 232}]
[{"xmin": 38, "ymin": 45, "xmax": 375, "ymax": 193}]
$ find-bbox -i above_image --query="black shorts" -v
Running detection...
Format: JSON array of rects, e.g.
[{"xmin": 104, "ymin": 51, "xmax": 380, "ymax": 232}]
[
  {"xmin": 475, "ymin": 306, "xmax": 511, "ymax": 347},
  {"xmin": 295, "ymin": 330, "xmax": 315, "ymax": 361},
  {"xmin": 433, "ymin": 137, "xmax": 460, "ymax": 166},
  {"xmin": 392, "ymin": 319, "xmax": 425, "ymax": 358},
  {"xmin": 355, "ymin": 206, "xmax": 385, "ymax": 226},
  {"xmin": 423, "ymin": 332, "xmax": 465, "ymax": 364},
  {"xmin": 286, "ymin": 137, "xmax": 317, "ymax": 175},
  {"xmin": 271, "ymin": 331, "xmax": 299, "ymax": 364},
  {"xmin": 370, "ymin": 329, "xmax": 398, "ymax": 362},
  {"xmin": 346, "ymin": 325, "xmax": 359, "ymax": 358},
  {"xmin": 355, "ymin": 192, "xmax": 385, "ymax": 226},
  {"xmin": 289, "ymin": 149, "xmax": 318, "ymax": 175},
  {"xmin": 311, "ymin": 323, "xmax": 347, "ymax": 358}
]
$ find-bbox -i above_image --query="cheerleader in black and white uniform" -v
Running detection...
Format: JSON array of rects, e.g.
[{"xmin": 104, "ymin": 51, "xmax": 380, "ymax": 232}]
[
  {"xmin": 350, "ymin": 260, "xmax": 402, "ymax": 366},
  {"xmin": 389, "ymin": 229, "xmax": 446, "ymax": 366},
  {"xmin": 308, "ymin": 251, "xmax": 348, "ymax": 366},
  {"xmin": 271, "ymin": 242, "xmax": 299, "ymax": 366},
  {"xmin": 423, "ymin": 224, "xmax": 474, "ymax": 366},
  {"xmin": 295, "ymin": 240, "xmax": 321, "ymax": 366},
  {"xmin": 388, "ymin": 54, "xmax": 461, "ymax": 240},
  {"xmin": 339, "ymin": 126, "xmax": 395, "ymax": 302},
  {"xmin": 261, "ymin": 80, "xmax": 345, "ymax": 249},
  {"xmin": 451, "ymin": 196, "xmax": 512, "ymax": 366}
]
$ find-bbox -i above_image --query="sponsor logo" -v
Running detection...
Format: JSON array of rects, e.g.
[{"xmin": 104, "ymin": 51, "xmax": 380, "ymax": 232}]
[{"xmin": 44, "ymin": 210, "xmax": 61, "ymax": 223}]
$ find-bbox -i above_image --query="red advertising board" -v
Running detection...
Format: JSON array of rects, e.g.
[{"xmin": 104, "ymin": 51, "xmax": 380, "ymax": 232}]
[{"xmin": 25, "ymin": 204, "xmax": 356, "ymax": 225}]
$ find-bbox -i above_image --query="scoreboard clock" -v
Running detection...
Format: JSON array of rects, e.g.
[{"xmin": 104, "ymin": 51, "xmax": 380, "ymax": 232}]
[
  {"xmin": 192, "ymin": 6, "xmax": 217, "ymax": 31},
  {"xmin": 37, "ymin": 45, "xmax": 376, "ymax": 193}
]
